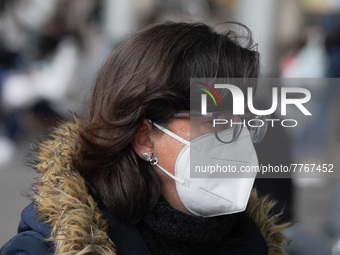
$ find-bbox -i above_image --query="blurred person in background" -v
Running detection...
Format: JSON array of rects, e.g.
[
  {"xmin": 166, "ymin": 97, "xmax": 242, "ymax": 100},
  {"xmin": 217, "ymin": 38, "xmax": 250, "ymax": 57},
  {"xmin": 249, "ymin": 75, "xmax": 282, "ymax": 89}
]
[
  {"xmin": 0, "ymin": 21, "xmax": 289, "ymax": 255},
  {"xmin": 276, "ymin": 12, "xmax": 340, "ymax": 255},
  {"xmin": 0, "ymin": 0, "xmax": 104, "ymax": 165},
  {"xmin": 321, "ymin": 16, "xmax": 340, "ymax": 255}
]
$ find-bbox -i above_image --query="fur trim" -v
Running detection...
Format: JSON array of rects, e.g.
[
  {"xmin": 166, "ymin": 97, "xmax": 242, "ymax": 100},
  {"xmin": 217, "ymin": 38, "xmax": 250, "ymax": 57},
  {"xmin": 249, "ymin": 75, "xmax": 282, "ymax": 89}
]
[
  {"xmin": 246, "ymin": 190, "xmax": 290, "ymax": 255},
  {"xmin": 33, "ymin": 121, "xmax": 116, "ymax": 255},
  {"xmin": 32, "ymin": 121, "xmax": 289, "ymax": 255}
]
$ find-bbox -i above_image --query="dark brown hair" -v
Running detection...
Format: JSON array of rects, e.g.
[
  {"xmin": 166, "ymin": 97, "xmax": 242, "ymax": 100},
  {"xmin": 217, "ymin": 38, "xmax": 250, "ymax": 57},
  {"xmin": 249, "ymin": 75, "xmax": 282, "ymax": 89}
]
[{"xmin": 74, "ymin": 21, "xmax": 260, "ymax": 225}]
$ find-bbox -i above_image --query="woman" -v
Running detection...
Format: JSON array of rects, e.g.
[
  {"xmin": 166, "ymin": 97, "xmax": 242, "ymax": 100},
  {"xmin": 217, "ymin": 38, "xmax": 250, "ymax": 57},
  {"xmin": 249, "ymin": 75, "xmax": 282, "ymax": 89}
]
[{"xmin": 0, "ymin": 21, "xmax": 289, "ymax": 255}]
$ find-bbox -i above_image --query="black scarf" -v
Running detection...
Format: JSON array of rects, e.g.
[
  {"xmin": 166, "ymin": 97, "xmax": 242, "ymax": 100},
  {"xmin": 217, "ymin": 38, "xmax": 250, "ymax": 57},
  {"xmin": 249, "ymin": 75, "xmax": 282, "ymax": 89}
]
[{"xmin": 135, "ymin": 196, "xmax": 248, "ymax": 255}]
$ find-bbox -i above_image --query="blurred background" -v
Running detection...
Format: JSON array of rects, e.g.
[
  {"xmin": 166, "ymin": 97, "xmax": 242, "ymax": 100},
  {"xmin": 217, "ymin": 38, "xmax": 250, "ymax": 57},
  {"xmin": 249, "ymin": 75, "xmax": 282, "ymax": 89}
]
[{"xmin": 0, "ymin": 0, "xmax": 340, "ymax": 254}]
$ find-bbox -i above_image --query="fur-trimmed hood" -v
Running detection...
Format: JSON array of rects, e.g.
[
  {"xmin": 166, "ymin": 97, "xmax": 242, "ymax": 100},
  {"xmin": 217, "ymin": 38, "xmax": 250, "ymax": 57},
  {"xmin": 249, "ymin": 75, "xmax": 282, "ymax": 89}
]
[{"xmin": 32, "ymin": 122, "xmax": 290, "ymax": 255}]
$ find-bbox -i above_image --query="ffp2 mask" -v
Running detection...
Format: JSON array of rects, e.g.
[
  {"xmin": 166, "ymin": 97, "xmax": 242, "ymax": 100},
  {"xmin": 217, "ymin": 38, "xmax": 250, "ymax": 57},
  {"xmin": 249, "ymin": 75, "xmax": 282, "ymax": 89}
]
[{"xmin": 152, "ymin": 122, "xmax": 258, "ymax": 217}]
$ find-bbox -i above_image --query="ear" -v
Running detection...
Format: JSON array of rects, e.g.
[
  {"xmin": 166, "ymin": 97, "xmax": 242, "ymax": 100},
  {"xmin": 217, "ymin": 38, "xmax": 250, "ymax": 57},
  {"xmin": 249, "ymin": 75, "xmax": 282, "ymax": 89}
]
[{"xmin": 133, "ymin": 119, "xmax": 155, "ymax": 158}]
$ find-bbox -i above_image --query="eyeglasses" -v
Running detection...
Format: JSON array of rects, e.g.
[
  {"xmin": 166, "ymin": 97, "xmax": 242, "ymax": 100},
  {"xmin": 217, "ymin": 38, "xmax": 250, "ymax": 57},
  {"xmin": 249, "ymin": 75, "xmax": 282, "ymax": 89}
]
[{"xmin": 173, "ymin": 112, "xmax": 269, "ymax": 144}]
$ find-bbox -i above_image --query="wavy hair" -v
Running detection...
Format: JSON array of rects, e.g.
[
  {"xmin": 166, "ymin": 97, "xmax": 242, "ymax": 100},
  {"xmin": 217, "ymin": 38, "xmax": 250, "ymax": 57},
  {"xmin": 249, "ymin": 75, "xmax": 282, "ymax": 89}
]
[{"xmin": 74, "ymin": 21, "xmax": 260, "ymax": 224}]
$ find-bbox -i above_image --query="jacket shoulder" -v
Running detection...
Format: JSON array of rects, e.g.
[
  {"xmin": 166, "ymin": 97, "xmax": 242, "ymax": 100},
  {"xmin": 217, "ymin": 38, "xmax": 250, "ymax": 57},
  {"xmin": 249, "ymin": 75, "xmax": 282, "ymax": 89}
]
[
  {"xmin": 0, "ymin": 230, "xmax": 51, "ymax": 255},
  {"xmin": 0, "ymin": 203, "xmax": 53, "ymax": 255}
]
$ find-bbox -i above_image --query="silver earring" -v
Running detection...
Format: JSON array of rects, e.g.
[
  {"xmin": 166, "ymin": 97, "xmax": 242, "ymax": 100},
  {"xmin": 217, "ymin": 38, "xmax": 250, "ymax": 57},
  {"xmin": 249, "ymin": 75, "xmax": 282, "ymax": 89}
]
[{"xmin": 142, "ymin": 152, "xmax": 158, "ymax": 165}]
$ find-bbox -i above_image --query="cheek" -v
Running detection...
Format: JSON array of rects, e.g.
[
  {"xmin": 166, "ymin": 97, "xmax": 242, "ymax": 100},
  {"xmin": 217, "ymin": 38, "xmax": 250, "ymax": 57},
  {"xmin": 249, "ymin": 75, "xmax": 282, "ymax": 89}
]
[
  {"xmin": 151, "ymin": 119, "xmax": 189, "ymax": 176},
  {"xmin": 153, "ymin": 134, "xmax": 185, "ymax": 176}
]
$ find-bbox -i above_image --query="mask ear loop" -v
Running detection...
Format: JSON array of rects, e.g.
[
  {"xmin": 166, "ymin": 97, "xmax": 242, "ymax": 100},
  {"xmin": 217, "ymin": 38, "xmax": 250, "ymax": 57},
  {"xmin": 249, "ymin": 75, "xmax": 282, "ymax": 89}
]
[
  {"xmin": 148, "ymin": 120, "xmax": 190, "ymax": 146},
  {"xmin": 145, "ymin": 120, "xmax": 189, "ymax": 186},
  {"xmin": 155, "ymin": 163, "xmax": 187, "ymax": 186},
  {"xmin": 142, "ymin": 152, "xmax": 187, "ymax": 186}
]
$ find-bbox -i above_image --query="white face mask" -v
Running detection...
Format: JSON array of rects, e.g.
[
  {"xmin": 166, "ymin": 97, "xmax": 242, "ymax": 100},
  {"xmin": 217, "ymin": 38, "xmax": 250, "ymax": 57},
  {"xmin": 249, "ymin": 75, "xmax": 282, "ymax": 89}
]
[{"xmin": 152, "ymin": 122, "xmax": 259, "ymax": 217}]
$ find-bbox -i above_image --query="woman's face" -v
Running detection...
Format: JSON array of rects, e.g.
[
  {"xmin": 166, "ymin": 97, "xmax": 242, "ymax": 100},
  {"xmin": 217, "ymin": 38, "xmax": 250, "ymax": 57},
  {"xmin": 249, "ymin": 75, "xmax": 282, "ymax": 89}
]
[
  {"xmin": 133, "ymin": 112, "xmax": 196, "ymax": 214},
  {"xmin": 133, "ymin": 110, "xmax": 254, "ymax": 214},
  {"xmin": 152, "ymin": 115, "xmax": 190, "ymax": 174}
]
